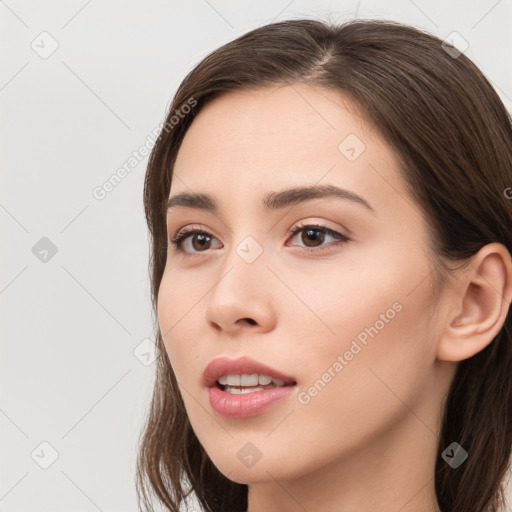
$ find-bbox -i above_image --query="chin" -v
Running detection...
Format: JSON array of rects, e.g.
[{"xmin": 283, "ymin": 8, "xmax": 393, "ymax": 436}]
[
  {"xmin": 208, "ymin": 450, "xmax": 303, "ymax": 485},
  {"xmin": 219, "ymin": 466, "xmax": 282, "ymax": 485}
]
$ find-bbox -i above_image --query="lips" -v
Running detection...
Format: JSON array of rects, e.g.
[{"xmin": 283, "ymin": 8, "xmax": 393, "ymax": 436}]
[
  {"xmin": 203, "ymin": 355, "xmax": 297, "ymax": 389},
  {"xmin": 204, "ymin": 355, "xmax": 298, "ymax": 419}
]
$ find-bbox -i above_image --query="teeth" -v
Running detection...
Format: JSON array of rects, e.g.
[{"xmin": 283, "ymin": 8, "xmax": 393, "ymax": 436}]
[
  {"xmin": 240, "ymin": 374, "xmax": 259, "ymax": 386},
  {"xmin": 224, "ymin": 386, "xmax": 265, "ymax": 394},
  {"xmin": 226, "ymin": 375, "xmax": 241, "ymax": 386},
  {"xmin": 217, "ymin": 374, "xmax": 287, "ymax": 387},
  {"xmin": 258, "ymin": 375, "xmax": 272, "ymax": 385}
]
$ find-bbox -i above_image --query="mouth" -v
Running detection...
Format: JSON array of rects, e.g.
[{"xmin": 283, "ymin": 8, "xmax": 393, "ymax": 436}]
[
  {"xmin": 214, "ymin": 373, "xmax": 296, "ymax": 395},
  {"xmin": 203, "ymin": 355, "xmax": 297, "ymax": 417},
  {"xmin": 203, "ymin": 355, "xmax": 297, "ymax": 392}
]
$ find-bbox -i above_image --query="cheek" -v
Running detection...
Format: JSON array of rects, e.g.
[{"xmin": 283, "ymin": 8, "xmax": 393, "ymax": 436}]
[
  {"xmin": 295, "ymin": 235, "xmax": 432, "ymax": 351},
  {"xmin": 290, "ymin": 249, "xmax": 435, "ymax": 439},
  {"xmin": 157, "ymin": 271, "xmax": 203, "ymax": 380}
]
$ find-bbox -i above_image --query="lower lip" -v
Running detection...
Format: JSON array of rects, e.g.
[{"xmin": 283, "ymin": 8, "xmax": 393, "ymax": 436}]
[{"xmin": 208, "ymin": 385, "xmax": 296, "ymax": 419}]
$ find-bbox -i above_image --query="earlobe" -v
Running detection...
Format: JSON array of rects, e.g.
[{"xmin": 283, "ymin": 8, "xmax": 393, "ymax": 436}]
[{"xmin": 437, "ymin": 243, "xmax": 512, "ymax": 362}]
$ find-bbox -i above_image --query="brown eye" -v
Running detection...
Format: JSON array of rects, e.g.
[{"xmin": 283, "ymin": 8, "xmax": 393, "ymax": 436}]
[
  {"xmin": 189, "ymin": 233, "xmax": 213, "ymax": 251},
  {"xmin": 287, "ymin": 224, "xmax": 350, "ymax": 253},
  {"xmin": 169, "ymin": 223, "xmax": 350, "ymax": 257},
  {"xmin": 170, "ymin": 228, "xmax": 221, "ymax": 254},
  {"xmin": 300, "ymin": 228, "xmax": 326, "ymax": 247}
]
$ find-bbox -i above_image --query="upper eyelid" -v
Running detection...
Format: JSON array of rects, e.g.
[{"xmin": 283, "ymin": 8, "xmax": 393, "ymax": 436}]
[
  {"xmin": 166, "ymin": 201, "xmax": 360, "ymax": 236},
  {"xmin": 171, "ymin": 221, "xmax": 344, "ymax": 238},
  {"xmin": 170, "ymin": 223, "xmax": 348, "ymax": 248}
]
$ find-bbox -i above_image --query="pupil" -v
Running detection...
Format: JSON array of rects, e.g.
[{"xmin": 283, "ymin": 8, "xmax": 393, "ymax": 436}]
[
  {"xmin": 193, "ymin": 234, "xmax": 210, "ymax": 251},
  {"xmin": 303, "ymin": 229, "xmax": 324, "ymax": 247}
]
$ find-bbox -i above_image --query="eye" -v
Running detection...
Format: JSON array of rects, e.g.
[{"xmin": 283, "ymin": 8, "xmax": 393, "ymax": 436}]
[
  {"xmin": 168, "ymin": 223, "xmax": 350, "ymax": 256},
  {"xmin": 169, "ymin": 226, "xmax": 221, "ymax": 255},
  {"xmin": 286, "ymin": 223, "xmax": 350, "ymax": 253}
]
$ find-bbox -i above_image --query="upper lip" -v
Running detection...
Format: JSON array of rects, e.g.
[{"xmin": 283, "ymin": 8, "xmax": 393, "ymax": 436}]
[{"xmin": 203, "ymin": 356, "xmax": 297, "ymax": 388}]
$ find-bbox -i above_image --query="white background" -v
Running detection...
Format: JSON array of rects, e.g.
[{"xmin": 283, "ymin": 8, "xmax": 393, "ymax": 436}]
[{"xmin": 1, "ymin": 0, "xmax": 511, "ymax": 510}]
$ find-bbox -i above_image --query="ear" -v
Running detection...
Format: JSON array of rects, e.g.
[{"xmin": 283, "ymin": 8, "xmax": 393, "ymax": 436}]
[{"xmin": 437, "ymin": 243, "xmax": 512, "ymax": 362}]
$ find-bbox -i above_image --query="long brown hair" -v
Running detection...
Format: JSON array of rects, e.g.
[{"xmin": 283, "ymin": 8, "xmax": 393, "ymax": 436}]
[{"xmin": 137, "ymin": 18, "xmax": 512, "ymax": 512}]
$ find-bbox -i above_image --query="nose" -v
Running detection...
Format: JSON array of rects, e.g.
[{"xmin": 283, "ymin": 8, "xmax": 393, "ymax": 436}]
[{"xmin": 203, "ymin": 242, "xmax": 277, "ymax": 335}]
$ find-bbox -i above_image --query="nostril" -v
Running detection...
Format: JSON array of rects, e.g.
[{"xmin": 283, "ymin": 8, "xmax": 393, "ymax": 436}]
[{"xmin": 242, "ymin": 318, "xmax": 257, "ymax": 325}]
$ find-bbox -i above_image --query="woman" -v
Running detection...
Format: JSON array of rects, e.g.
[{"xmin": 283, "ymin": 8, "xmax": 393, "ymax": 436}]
[{"xmin": 137, "ymin": 18, "xmax": 512, "ymax": 512}]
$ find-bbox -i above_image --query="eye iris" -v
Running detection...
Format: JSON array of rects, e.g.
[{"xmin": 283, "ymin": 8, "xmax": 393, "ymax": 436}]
[
  {"xmin": 192, "ymin": 233, "xmax": 211, "ymax": 251},
  {"xmin": 303, "ymin": 228, "xmax": 325, "ymax": 247}
]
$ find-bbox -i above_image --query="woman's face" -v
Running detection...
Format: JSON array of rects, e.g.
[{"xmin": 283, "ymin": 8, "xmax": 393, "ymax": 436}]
[{"xmin": 158, "ymin": 84, "xmax": 449, "ymax": 484}]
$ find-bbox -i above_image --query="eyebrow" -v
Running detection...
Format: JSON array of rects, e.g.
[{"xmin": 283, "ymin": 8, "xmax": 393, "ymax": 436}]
[{"xmin": 165, "ymin": 184, "xmax": 376, "ymax": 215}]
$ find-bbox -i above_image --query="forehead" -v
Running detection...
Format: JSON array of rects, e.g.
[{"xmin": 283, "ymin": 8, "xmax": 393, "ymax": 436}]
[
  {"xmin": 176, "ymin": 84, "xmax": 371, "ymax": 168},
  {"xmin": 170, "ymin": 84, "xmax": 409, "ymax": 214}
]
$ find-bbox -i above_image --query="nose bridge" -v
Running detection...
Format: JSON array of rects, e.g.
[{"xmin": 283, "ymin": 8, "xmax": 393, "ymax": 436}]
[
  {"xmin": 216, "ymin": 212, "xmax": 268, "ymax": 273},
  {"xmin": 213, "ymin": 231, "xmax": 268, "ymax": 300},
  {"xmin": 204, "ymin": 230, "xmax": 276, "ymax": 331}
]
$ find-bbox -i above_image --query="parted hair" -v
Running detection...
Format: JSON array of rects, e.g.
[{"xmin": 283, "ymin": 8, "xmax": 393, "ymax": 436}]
[{"xmin": 137, "ymin": 18, "xmax": 512, "ymax": 512}]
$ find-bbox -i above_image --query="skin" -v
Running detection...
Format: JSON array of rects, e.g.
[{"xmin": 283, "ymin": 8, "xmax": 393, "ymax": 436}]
[{"xmin": 157, "ymin": 83, "xmax": 512, "ymax": 512}]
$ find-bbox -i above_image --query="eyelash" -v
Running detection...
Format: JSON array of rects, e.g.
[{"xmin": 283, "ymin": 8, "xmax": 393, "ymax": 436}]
[{"xmin": 168, "ymin": 223, "xmax": 350, "ymax": 256}]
